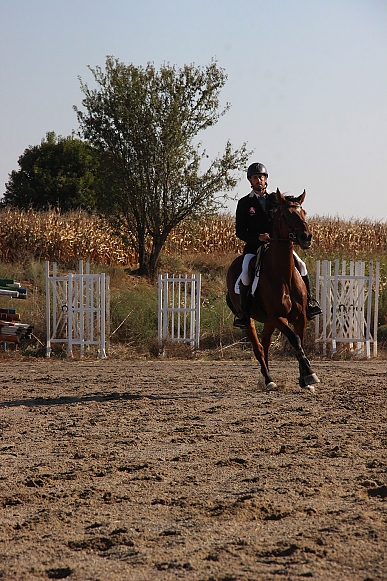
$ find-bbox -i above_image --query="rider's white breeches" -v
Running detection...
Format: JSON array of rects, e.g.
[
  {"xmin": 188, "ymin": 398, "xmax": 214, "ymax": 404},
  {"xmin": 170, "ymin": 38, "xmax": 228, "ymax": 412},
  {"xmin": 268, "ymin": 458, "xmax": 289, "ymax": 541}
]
[
  {"xmin": 241, "ymin": 250, "xmax": 308, "ymax": 286},
  {"xmin": 293, "ymin": 251, "xmax": 307, "ymax": 276},
  {"xmin": 241, "ymin": 253, "xmax": 256, "ymax": 285}
]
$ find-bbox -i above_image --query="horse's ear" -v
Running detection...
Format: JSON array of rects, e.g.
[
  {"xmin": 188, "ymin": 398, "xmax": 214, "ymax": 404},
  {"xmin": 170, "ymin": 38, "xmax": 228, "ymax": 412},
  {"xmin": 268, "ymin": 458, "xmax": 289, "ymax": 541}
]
[
  {"xmin": 276, "ymin": 188, "xmax": 286, "ymax": 202},
  {"xmin": 298, "ymin": 190, "xmax": 306, "ymax": 204}
]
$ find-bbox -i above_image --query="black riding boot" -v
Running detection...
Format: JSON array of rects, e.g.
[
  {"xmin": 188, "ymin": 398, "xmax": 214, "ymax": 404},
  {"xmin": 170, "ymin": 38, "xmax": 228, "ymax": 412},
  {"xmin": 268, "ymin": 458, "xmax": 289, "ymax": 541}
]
[
  {"xmin": 302, "ymin": 275, "xmax": 322, "ymax": 320},
  {"xmin": 233, "ymin": 282, "xmax": 251, "ymax": 328}
]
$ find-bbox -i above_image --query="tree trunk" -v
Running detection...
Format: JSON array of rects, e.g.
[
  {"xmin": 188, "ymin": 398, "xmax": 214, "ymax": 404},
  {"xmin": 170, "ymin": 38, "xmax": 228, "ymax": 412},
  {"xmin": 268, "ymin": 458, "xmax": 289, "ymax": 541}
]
[
  {"xmin": 133, "ymin": 228, "xmax": 170, "ymax": 281},
  {"xmin": 136, "ymin": 230, "xmax": 149, "ymax": 276}
]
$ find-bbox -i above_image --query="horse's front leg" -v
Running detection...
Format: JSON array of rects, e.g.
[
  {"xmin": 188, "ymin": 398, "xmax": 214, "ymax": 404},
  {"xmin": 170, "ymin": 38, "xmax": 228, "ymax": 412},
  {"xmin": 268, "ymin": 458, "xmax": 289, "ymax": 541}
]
[
  {"xmin": 277, "ymin": 318, "xmax": 320, "ymax": 391},
  {"xmin": 296, "ymin": 349, "xmax": 320, "ymax": 390},
  {"xmin": 292, "ymin": 316, "xmax": 320, "ymax": 389},
  {"xmin": 245, "ymin": 321, "xmax": 277, "ymax": 389}
]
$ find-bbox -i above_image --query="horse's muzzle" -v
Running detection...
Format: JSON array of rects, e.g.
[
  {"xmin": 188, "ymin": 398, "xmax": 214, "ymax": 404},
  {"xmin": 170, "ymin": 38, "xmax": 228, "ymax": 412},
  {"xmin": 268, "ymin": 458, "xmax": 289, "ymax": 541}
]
[{"xmin": 298, "ymin": 233, "xmax": 312, "ymax": 249}]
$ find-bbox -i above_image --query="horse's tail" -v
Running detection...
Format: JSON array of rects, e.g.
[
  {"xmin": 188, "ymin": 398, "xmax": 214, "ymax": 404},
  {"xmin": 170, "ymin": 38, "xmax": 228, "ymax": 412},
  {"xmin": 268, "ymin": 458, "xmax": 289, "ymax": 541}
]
[{"xmin": 226, "ymin": 292, "xmax": 238, "ymax": 315}]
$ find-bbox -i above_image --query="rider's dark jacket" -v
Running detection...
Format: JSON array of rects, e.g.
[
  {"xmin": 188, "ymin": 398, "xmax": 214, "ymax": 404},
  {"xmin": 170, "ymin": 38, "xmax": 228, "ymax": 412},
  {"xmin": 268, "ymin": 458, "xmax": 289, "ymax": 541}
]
[{"xmin": 236, "ymin": 190, "xmax": 278, "ymax": 255}]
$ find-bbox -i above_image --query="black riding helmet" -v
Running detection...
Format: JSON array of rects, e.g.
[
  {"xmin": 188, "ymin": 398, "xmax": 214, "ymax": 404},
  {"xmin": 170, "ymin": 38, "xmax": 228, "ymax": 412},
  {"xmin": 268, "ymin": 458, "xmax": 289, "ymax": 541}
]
[{"xmin": 247, "ymin": 162, "xmax": 268, "ymax": 179}]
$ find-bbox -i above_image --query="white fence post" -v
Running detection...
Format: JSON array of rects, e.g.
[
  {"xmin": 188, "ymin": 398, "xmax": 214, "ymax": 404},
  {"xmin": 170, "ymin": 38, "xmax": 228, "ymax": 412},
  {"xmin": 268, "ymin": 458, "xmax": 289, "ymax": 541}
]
[
  {"xmin": 315, "ymin": 260, "xmax": 379, "ymax": 358},
  {"xmin": 46, "ymin": 261, "xmax": 110, "ymax": 358},
  {"xmin": 158, "ymin": 273, "xmax": 201, "ymax": 349}
]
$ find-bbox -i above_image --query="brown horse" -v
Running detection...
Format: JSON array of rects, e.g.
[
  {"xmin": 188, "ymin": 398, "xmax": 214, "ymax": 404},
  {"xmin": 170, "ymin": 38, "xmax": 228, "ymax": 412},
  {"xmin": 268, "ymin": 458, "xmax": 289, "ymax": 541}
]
[{"xmin": 226, "ymin": 189, "xmax": 320, "ymax": 392}]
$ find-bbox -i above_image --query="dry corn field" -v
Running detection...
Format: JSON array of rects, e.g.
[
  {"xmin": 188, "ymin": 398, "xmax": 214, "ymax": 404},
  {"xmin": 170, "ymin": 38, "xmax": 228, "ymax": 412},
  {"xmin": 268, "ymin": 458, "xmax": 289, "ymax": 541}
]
[
  {"xmin": 0, "ymin": 208, "xmax": 135, "ymax": 267},
  {"xmin": 0, "ymin": 208, "xmax": 386, "ymax": 266}
]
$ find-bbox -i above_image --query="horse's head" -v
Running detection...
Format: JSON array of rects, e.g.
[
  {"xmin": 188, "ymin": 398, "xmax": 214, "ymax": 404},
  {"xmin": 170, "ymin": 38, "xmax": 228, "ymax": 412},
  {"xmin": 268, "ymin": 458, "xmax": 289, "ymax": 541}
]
[{"xmin": 273, "ymin": 189, "xmax": 312, "ymax": 249}]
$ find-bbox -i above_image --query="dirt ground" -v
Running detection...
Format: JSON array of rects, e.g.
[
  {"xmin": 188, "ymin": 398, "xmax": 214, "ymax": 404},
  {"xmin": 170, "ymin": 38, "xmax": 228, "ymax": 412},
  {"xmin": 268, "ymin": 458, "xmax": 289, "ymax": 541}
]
[{"xmin": 0, "ymin": 357, "xmax": 386, "ymax": 581}]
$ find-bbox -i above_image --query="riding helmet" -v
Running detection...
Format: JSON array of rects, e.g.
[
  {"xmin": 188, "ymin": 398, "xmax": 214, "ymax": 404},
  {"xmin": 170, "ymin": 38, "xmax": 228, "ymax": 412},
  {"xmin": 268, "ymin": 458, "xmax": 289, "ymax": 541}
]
[{"xmin": 247, "ymin": 162, "xmax": 268, "ymax": 179}]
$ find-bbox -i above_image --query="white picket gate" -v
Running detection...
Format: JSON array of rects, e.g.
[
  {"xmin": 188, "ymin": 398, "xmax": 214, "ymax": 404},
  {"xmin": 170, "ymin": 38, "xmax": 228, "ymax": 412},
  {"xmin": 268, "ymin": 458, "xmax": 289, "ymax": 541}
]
[
  {"xmin": 158, "ymin": 273, "xmax": 201, "ymax": 349},
  {"xmin": 46, "ymin": 261, "xmax": 110, "ymax": 358},
  {"xmin": 315, "ymin": 260, "xmax": 379, "ymax": 358}
]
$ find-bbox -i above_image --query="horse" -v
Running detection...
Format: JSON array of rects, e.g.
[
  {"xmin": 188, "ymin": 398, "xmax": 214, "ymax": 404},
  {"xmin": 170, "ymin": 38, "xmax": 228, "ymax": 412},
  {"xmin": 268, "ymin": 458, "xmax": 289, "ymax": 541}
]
[{"xmin": 226, "ymin": 189, "xmax": 320, "ymax": 392}]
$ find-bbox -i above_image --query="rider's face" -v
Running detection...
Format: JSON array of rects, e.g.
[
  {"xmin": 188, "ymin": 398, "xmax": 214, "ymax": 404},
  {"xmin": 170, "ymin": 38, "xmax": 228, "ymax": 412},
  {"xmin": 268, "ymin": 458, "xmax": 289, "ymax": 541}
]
[{"xmin": 249, "ymin": 173, "xmax": 267, "ymax": 194}]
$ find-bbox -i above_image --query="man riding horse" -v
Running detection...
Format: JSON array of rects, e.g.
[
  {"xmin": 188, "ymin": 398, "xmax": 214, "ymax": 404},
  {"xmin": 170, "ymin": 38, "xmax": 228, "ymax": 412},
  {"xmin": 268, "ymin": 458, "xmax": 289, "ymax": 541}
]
[{"xmin": 234, "ymin": 162, "xmax": 322, "ymax": 328}]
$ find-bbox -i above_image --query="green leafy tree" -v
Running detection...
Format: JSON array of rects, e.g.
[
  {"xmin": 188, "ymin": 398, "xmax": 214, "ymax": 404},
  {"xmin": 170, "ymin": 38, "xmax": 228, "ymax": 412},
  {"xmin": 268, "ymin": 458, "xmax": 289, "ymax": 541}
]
[
  {"xmin": 74, "ymin": 57, "xmax": 251, "ymax": 279},
  {"xmin": 2, "ymin": 132, "xmax": 102, "ymax": 211}
]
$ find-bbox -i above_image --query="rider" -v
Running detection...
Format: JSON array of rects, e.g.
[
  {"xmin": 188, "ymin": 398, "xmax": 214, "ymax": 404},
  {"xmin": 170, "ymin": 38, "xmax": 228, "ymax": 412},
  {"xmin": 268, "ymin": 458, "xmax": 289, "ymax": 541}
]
[{"xmin": 233, "ymin": 162, "xmax": 322, "ymax": 328}]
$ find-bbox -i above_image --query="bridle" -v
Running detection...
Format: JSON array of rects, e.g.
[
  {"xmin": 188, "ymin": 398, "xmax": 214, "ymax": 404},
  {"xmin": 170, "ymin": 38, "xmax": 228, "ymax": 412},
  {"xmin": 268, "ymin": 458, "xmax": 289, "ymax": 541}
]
[{"xmin": 270, "ymin": 203, "xmax": 307, "ymax": 243}]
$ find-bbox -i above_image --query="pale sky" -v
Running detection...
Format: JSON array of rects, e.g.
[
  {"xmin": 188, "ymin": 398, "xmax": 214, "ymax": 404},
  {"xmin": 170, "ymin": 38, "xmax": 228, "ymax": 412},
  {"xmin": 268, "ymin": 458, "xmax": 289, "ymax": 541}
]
[{"xmin": 1, "ymin": 0, "xmax": 386, "ymax": 220}]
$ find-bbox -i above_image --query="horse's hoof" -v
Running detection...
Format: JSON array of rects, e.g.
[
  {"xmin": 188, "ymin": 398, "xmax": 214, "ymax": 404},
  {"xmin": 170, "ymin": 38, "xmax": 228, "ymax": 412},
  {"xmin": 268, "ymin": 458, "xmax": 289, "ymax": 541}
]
[
  {"xmin": 300, "ymin": 373, "xmax": 320, "ymax": 387},
  {"xmin": 301, "ymin": 384, "xmax": 315, "ymax": 394},
  {"xmin": 265, "ymin": 381, "xmax": 278, "ymax": 390}
]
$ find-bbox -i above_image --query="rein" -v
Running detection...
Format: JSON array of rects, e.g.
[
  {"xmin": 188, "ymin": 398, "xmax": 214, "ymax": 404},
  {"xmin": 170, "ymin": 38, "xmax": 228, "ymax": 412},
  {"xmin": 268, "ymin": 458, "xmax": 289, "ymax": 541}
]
[{"xmin": 269, "ymin": 234, "xmax": 296, "ymax": 243}]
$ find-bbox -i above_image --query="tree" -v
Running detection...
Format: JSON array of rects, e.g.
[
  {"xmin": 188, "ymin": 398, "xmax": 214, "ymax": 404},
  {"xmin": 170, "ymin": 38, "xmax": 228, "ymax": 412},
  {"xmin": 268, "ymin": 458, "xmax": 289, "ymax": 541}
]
[
  {"xmin": 74, "ymin": 57, "xmax": 251, "ymax": 279},
  {"xmin": 2, "ymin": 132, "xmax": 102, "ymax": 211}
]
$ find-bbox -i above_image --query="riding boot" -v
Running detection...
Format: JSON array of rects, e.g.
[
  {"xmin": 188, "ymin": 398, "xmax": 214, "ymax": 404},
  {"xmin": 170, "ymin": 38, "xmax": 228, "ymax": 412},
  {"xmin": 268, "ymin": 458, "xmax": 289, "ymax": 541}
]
[
  {"xmin": 302, "ymin": 275, "xmax": 322, "ymax": 320},
  {"xmin": 233, "ymin": 282, "xmax": 251, "ymax": 328}
]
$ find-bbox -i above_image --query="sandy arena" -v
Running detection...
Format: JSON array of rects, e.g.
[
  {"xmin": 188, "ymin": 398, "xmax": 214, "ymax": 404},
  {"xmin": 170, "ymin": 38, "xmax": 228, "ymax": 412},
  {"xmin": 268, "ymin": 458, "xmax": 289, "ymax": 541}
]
[{"xmin": 1, "ymin": 358, "xmax": 386, "ymax": 580}]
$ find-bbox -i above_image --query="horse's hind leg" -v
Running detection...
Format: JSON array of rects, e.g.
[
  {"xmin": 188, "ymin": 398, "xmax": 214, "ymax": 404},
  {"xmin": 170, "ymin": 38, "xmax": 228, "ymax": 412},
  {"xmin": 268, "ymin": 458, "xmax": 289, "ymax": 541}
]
[
  {"xmin": 261, "ymin": 322, "xmax": 275, "ymax": 368},
  {"xmin": 245, "ymin": 322, "xmax": 277, "ymax": 389}
]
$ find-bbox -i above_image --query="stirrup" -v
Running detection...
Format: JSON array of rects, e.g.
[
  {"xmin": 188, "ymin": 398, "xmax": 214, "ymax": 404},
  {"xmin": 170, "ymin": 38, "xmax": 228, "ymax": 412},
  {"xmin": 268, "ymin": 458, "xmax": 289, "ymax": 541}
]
[
  {"xmin": 306, "ymin": 300, "xmax": 322, "ymax": 320},
  {"xmin": 233, "ymin": 315, "xmax": 250, "ymax": 329}
]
